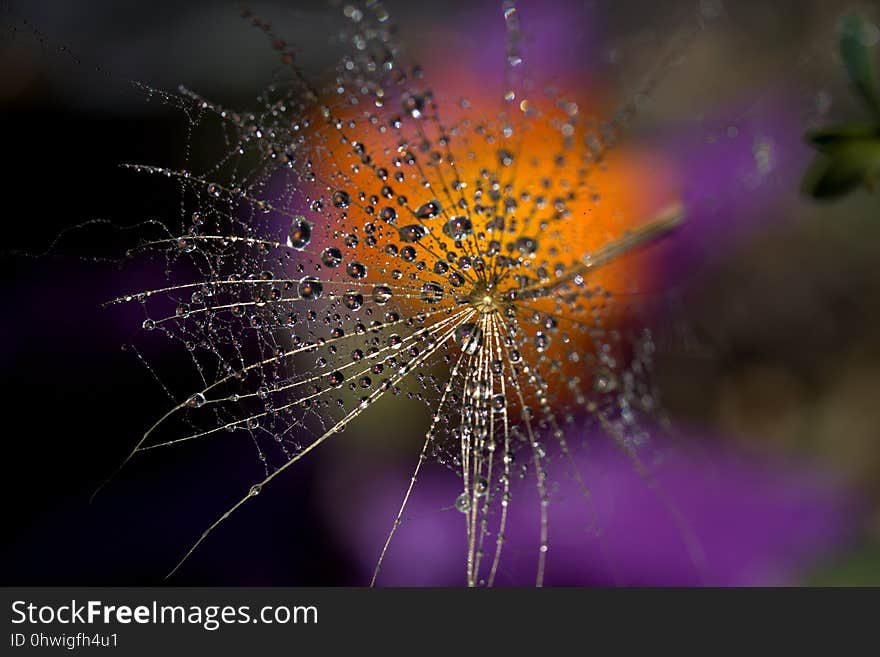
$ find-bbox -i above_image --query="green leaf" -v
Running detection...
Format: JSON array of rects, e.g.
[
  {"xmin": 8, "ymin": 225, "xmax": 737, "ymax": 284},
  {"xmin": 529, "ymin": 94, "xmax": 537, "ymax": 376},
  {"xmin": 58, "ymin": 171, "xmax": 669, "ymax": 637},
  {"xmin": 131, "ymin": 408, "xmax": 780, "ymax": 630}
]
[
  {"xmin": 804, "ymin": 122, "xmax": 880, "ymax": 151},
  {"xmin": 807, "ymin": 538, "xmax": 880, "ymax": 586},
  {"xmin": 840, "ymin": 13, "xmax": 880, "ymax": 117},
  {"xmin": 801, "ymin": 138, "xmax": 880, "ymax": 199},
  {"xmin": 802, "ymin": 155, "xmax": 865, "ymax": 198}
]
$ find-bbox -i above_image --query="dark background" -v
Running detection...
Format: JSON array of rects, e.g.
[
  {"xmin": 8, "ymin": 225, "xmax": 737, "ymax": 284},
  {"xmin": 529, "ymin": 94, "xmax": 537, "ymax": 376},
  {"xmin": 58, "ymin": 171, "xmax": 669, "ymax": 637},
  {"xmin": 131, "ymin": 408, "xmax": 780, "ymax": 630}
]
[
  {"xmin": 1, "ymin": 104, "xmax": 360, "ymax": 585},
  {"xmin": 1, "ymin": 0, "xmax": 366, "ymax": 584}
]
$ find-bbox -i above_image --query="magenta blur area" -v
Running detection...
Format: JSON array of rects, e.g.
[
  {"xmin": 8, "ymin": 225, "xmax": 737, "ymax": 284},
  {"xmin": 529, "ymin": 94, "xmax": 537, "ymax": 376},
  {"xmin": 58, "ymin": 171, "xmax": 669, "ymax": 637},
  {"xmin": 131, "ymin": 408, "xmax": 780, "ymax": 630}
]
[{"xmin": 2, "ymin": 0, "xmax": 879, "ymax": 586}]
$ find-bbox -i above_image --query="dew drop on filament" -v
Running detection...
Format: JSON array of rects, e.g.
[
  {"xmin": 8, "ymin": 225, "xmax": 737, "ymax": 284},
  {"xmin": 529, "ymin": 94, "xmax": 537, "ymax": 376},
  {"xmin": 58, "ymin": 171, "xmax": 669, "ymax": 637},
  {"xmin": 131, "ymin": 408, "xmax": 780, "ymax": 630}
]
[
  {"xmin": 286, "ymin": 216, "xmax": 312, "ymax": 250},
  {"xmin": 456, "ymin": 323, "xmax": 483, "ymax": 355}
]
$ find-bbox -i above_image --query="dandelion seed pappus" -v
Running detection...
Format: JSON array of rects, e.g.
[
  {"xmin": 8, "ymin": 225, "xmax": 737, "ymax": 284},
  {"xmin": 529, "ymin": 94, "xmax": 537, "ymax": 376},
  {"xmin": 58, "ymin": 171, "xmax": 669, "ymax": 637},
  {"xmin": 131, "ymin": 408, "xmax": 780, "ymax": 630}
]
[{"xmin": 95, "ymin": 0, "xmax": 705, "ymax": 586}]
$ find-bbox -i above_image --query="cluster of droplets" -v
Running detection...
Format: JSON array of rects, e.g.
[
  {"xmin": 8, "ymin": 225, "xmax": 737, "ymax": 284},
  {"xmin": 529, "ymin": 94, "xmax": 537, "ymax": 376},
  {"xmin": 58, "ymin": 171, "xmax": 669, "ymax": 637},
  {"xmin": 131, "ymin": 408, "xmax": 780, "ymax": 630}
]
[{"xmin": 109, "ymin": 0, "xmax": 687, "ymax": 586}]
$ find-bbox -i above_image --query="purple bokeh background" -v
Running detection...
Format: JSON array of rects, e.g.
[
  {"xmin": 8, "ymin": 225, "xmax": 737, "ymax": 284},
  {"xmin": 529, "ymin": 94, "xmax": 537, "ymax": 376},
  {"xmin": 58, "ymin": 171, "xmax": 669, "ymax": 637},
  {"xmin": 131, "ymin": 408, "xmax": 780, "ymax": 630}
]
[{"xmin": 320, "ymin": 428, "xmax": 862, "ymax": 586}]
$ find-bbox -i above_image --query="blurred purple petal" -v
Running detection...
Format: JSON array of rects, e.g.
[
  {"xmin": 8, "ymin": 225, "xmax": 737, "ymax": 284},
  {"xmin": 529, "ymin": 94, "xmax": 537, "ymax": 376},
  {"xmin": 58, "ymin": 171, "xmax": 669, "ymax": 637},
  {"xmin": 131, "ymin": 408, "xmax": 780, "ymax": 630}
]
[
  {"xmin": 322, "ymin": 429, "xmax": 862, "ymax": 586},
  {"xmin": 417, "ymin": 0, "xmax": 599, "ymax": 84},
  {"xmin": 659, "ymin": 96, "xmax": 813, "ymax": 277}
]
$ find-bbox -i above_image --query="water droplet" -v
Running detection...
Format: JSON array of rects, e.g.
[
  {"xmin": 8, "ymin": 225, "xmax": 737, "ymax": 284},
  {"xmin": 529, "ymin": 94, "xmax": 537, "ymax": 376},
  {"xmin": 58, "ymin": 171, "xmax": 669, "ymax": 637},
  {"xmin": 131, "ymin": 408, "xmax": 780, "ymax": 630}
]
[
  {"xmin": 442, "ymin": 216, "xmax": 473, "ymax": 240},
  {"xmin": 415, "ymin": 200, "xmax": 441, "ymax": 219},
  {"xmin": 420, "ymin": 282, "xmax": 444, "ymax": 302},
  {"xmin": 332, "ymin": 190, "xmax": 351, "ymax": 208},
  {"xmin": 343, "ymin": 290, "xmax": 364, "ymax": 310},
  {"xmin": 593, "ymin": 370, "xmax": 617, "ymax": 393},
  {"xmin": 298, "ymin": 276, "xmax": 324, "ymax": 300},
  {"xmin": 403, "ymin": 93, "xmax": 426, "ymax": 119},
  {"xmin": 534, "ymin": 331, "xmax": 550, "ymax": 352},
  {"xmin": 346, "ymin": 261, "xmax": 367, "ymax": 279},
  {"xmin": 398, "ymin": 224, "xmax": 428, "ymax": 243},
  {"xmin": 456, "ymin": 323, "xmax": 483, "ymax": 354},
  {"xmin": 372, "ymin": 285, "xmax": 393, "ymax": 304},
  {"xmin": 321, "ymin": 246, "xmax": 343, "ymax": 267},
  {"xmin": 516, "ymin": 236, "xmax": 538, "ymax": 256},
  {"xmin": 287, "ymin": 216, "xmax": 312, "ymax": 250},
  {"xmin": 455, "ymin": 492, "xmax": 470, "ymax": 513},
  {"xmin": 380, "ymin": 206, "xmax": 398, "ymax": 224},
  {"xmin": 186, "ymin": 392, "xmax": 206, "ymax": 408}
]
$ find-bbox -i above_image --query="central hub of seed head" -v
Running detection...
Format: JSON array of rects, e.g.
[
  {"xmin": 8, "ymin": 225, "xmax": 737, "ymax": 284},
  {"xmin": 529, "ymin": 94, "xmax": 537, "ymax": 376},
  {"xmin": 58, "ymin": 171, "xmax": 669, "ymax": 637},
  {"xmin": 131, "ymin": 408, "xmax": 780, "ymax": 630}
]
[{"xmin": 467, "ymin": 280, "xmax": 508, "ymax": 315}]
